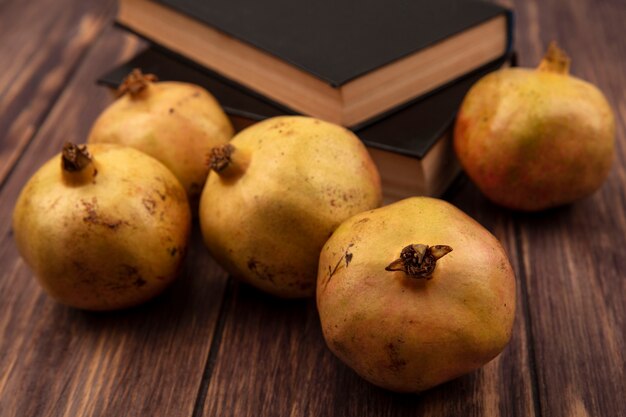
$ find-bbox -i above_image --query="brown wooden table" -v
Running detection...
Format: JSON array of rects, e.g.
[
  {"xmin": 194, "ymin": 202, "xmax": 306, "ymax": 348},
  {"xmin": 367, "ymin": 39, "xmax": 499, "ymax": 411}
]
[{"xmin": 1, "ymin": 1, "xmax": 624, "ymax": 416}]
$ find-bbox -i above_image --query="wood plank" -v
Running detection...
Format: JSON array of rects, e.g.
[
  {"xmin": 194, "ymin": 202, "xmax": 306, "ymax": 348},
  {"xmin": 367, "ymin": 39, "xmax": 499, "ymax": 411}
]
[
  {"xmin": 0, "ymin": 27, "xmax": 228, "ymax": 417},
  {"xmin": 0, "ymin": 0, "xmax": 117, "ymax": 186},
  {"xmin": 504, "ymin": 0, "xmax": 626, "ymax": 415},
  {"xmin": 200, "ymin": 185, "xmax": 536, "ymax": 417}
]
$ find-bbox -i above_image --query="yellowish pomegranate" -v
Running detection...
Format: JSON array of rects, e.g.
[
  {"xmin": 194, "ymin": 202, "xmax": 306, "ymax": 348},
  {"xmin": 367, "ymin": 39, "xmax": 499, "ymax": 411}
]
[
  {"xmin": 12, "ymin": 143, "xmax": 191, "ymax": 310},
  {"xmin": 88, "ymin": 69, "xmax": 234, "ymax": 199},
  {"xmin": 200, "ymin": 116, "xmax": 382, "ymax": 298},
  {"xmin": 317, "ymin": 197, "xmax": 515, "ymax": 392},
  {"xmin": 455, "ymin": 43, "xmax": 615, "ymax": 211}
]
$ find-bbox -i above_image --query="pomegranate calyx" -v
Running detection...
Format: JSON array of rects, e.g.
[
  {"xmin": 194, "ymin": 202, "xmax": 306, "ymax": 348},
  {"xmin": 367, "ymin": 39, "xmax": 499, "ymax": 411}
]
[
  {"xmin": 207, "ymin": 143, "xmax": 250, "ymax": 180},
  {"xmin": 62, "ymin": 142, "xmax": 92, "ymax": 172},
  {"xmin": 116, "ymin": 68, "xmax": 158, "ymax": 98},
  {"xmin": 385, "ymin": 244, "xmax": 452, "ymax": 279},
  {"xmin": 208, "ymin": 144, "xmax": 235, "ymax": 173},
  {"xmin": 537, "ymin": 41, "xmax": 570, "ymax": 75}
]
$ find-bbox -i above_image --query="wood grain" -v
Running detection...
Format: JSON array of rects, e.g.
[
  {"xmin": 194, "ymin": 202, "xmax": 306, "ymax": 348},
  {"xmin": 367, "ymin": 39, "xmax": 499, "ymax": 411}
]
[
  {"xmin": 0, "ymin": 27, "xmax": 228, "ymax": 417},
  {"xmin": 509, "ymin": 0, "xmax": 626, "ymax": 416},
  {"xmin": 0, "ymin": 0, "xmax": 625, "ymax": 415},
  {"xmin": 200, "ymin": 190, "xmax": 536, "ymax": 417},
  {"xmin": 0, "ymin": 0, "xmax": 116, "ymax": 186}
]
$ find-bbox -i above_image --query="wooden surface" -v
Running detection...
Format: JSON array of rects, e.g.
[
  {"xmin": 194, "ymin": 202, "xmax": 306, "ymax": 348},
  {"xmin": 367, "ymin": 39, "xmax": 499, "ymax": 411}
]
[{"xmin": 0, "ymin": 0, "xmax": 624, "ymax": 416}]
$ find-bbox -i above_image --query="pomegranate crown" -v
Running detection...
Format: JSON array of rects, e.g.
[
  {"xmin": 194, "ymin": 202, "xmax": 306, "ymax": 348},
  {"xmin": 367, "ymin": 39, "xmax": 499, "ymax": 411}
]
[
  {"xmin": 386, "ymin": 244, "xmax": 452, "ymax": 279},
  {"xmin": 116, "ymin": 68, "xmax": 158, "ymax": 98}
]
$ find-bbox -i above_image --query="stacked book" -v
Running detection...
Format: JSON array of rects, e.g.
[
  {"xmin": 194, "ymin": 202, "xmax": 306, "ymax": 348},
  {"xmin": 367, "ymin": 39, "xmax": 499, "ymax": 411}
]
[{"xmin": 105, "ymin": 0, "xmax": 514, "ymax": 201}]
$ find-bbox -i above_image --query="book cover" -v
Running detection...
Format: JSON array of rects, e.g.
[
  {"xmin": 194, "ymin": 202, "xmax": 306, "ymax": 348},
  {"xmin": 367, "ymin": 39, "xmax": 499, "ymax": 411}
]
[{"xmin": 152, "ymin": 0, "xmax": 512, "ymax": 86}]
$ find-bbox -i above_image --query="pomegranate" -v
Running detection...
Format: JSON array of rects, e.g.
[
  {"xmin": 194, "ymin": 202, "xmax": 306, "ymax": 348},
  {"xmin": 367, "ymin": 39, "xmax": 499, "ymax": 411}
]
[
  {"xmin": 317, "ymin": 197, "xmax": 515, "ymax": 392},
  {"xmin": 199, "ymin": 116, "xmax": 382, "ymax": 298},
  {"xmin": 454, "ymin": 42, "xmax": 615, "ymax": 211},
  {"xmin": 12, "ymin": 143, "xmax": 191, "ymax": 310},
  {"xmin": 88, "ymin": 69, "xmax": 234, "ymax": 201}
]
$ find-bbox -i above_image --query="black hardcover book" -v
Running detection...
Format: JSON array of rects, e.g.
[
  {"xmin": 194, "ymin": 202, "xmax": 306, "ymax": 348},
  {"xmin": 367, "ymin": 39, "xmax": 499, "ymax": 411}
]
[
  {"xmin": 152, "ymin": 0, "xmax": 512, "ymax": 86},
  {"xmin": 117, "ymin": 0, "xmax": 513, "ymax": 126},
  {"xmin": 99, "ymin": 47, "xmax": 514, "ymax": 200}
]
